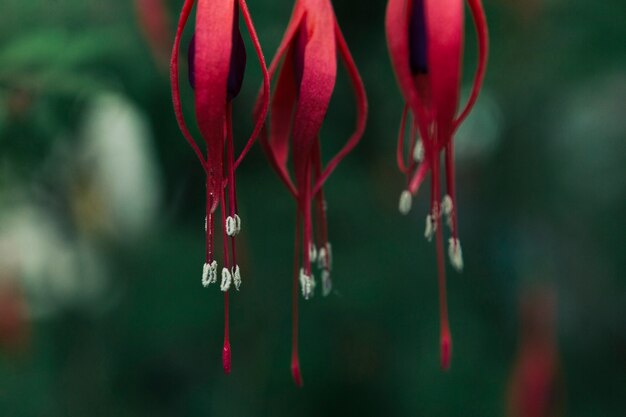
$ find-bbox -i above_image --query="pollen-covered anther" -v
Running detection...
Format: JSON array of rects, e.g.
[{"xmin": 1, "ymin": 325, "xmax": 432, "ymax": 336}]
[
  {"xmin": 202, "ymin": 260, "xmax": 218, "ymax": 287},
  {"xmin": 399, "ymin": 190, "xmax": 413, "ymax": 215},
  {"xmin": 441, "ymin": 195, "xmax": 453, "ymax": 228},
  {"xmin": 424, "ymin": 214, "xmax": 436, "ymax": 242},
  {"xmin": 448, "ymin": 238, "xmax": 464, "ymax": 272},
  {"xmin": 309, "ymin": 242, "xmax": 318, "ymax": 263},
  {"xmin": 326, "ymin": 243, "xmax": 333, "ymax": 270},
  {"xmin": 317, "ymin": 246, "xmax": 327, "ymax": 269},
  {"xmin": 220, "ymin": 267, "xmax": 232, "ymax": 292},
  {"xmin": 232, "ymin": 264, "xmax": 242, "ymax": 291},
  {"xmin": 202, "ymin": 263, "xmax": 210, "ymax": 287},
  {"xmin": 412, "ymin": 139, "xmax": 424, "ymax": 162},
  {"xmin": 225, "ymin": 214, "xmax": 241, "ymax": 236},
  {"xmin": 321, "ymin": 269, "xmax": 332, "ymax": 297},
  {"xmin": 299, "ymin": 268, "xmax": 315, "ymax": 300}
]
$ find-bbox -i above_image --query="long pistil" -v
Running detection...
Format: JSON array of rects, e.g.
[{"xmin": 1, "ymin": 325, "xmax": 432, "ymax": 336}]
[
  {"xmin": 291, "ymin": 211, "xmax": 303, "ymax": 387},
  {"xmin": 431, "ymin": 152, "xmax": 452, "ymax": 371}
]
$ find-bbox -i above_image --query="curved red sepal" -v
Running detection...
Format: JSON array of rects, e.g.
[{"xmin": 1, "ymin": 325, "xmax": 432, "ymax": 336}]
[{"xmin": 170, "ymin": 0, "xmax": 207, "ymax": 171}]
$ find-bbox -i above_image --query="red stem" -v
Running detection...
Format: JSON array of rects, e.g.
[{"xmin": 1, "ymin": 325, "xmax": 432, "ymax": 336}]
[
  {"xmin": 444, "ymin": 142, "xmax": 458, "ymax": 238},
  {"xmin": 220, "ymin": 160, "xmax": 232, "ymax": 375},
  {"xmin": 291, "ymin": 211, "xmax": 303, "ymax": 387},
  {"xmin": 432, "ymin": 153, "xmax": 452, "ymax": 371}
]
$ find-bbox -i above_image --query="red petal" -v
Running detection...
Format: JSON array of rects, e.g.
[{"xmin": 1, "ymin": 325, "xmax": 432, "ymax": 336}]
[
  {"xmin": 255, "ymin": 6, "xmax": 306, "ymax": 197},
  {"xmin": 194, "ymin": 0, "xmax": 235, "ymax": 196},
  {"xmin": 291, "ymin": 2, "xmax": 337, "ymax": 190},
  {"xmin": 269, "ymin": 46, "xmax": 298, "ymax": 180},
  {"xmin": 424, "ymin": 0, "xmax": 464, "ymax": 143}
]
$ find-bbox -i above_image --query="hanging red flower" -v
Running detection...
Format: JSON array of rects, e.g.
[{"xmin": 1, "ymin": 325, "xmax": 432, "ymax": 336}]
[
  {"xmin": 386, "ymin": 0, "xmax": 489, "ymax": 369},
  {"xmin": 255, "ymin": 0, "xmax": 367, "ymax": 386},
  {"xmin": 170, "ymin": 0, "xmax": 270, "ymax": 374}
]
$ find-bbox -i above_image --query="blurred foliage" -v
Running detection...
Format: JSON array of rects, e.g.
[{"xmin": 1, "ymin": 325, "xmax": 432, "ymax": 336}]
[{"xmin": 0, "ymin": 0, "xmax": 625, "ymax": 416}]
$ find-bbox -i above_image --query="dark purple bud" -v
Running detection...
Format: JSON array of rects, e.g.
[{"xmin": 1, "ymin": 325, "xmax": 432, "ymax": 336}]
[
  {"xmin": 227, "ymin": 4, "xmax": 246, "ymax": 101},
  {"xmin": 409, "ymin": 0, "xmax": 428, "ymax": 75}
]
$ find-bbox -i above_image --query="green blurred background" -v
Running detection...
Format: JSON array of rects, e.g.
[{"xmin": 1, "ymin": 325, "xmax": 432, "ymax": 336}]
[{"xmin": 1, "ymin": 0, "xmax": 625, "ymax": 416}]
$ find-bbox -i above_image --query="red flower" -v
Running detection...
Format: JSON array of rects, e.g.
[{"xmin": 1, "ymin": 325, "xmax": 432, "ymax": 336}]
[
  {"xmin": 386, "ymin": 0, "xmax": 489, "ymax": 369},
  {"xmin": 135, "ymin": 0, "xmax": 173, "ymax": 69},
  {"xmin": 255, "ymin": 0, "xmax": 367, "ymax": 386},
  {"xmin": 506, "ymin": 288, "xmax": 563, "ymax": 417},
  {"xmin": 170, "ymin": 0, "xmax": 270, "ymax": 374}
]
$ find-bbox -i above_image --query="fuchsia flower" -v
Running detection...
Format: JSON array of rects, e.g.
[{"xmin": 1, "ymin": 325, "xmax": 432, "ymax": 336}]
[
  {"xmin": 386, "ymin": 0, "xmax": 488, "ymax": 369},
  {"xmin": 507, "ymin": 288, "xmax": 563, "ymax": 417},
  {"xmin": 135, "ymin": 0, "xmax": 173, "ymax": 69},
  {"xmin": 256, "ymin": 0, "xmax": 367, "ymax": 386},
  {"xmin": 170, "ymin": 0, "xmax": 270, "ymax": 374}
]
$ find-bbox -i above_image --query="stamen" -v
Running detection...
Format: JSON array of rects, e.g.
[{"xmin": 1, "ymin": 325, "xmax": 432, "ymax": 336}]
[
  {"xmin": 309, "ymin": 242, "xmax": 318, "ymax": 263},
  {"xmin": 317, "ymin": 246, "xmax": 327, "ymax": 269},
  {"xmin": 442, "ymin": 195, "xmax": 453, "ymax": 229},
  {"xmin": 448, "ymin": 238, "xmax": 464, "ymax": 272},
  {"xmin": 232, "ymin": 264, "xmax": 242, "ymax": 290},
  {"xmin": 204, "ymin": 216, "xmax": 207, "ymax": 232},
  {"xmin": 234, "ymin": 213, "xmax": 241, "ymax": 233},
  {"xmin": 299, "ymin": 268, "xmax": 315, "ymax": 300},
  {"xmin": 412, "ymin": 139, "xmax": 424, "ymax": 162},
  {"xmin": 424, "ymin": 214, "xmax": 436, "ymax": 241},
  {"xmin": 202, "ymin": 262, "xmax": 210, "ymax": 287},
  {"xmin": 201, "ymin": 260, "xmax": 218, "ymax": 286},
  {"xmin": 225, "ymin": 214, "xmax": 241, "ymax": 236},
  {"xmin": 220, "ymin": 267, "xmax": 232, "ymax": 292},
  {"xmin": 321, "ymin": 269, "xmax": 332, "ymax": 297},
  {"xmin": 399, "ymin": 190, "xmax": 413, "ymax": 215},
  {"xmin": 326, "ymin": 243, "xmax": 333, "ymax": 270}
]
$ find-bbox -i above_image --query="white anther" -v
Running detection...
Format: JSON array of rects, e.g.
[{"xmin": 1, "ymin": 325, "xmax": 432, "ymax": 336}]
[
  {"xmin": 202, "ymin": 260, "xmax": 218, "ymax": 286},
  {"xmin": 232, "ymin": 264, "xmax": 241, "ymax": 291},
  {"xmin": 202, "ymin": 262, "xmax": 211, "ymax": 287},
  {"xmin": 234, "ymin": 214, "xmax": 241, "ymax": 233},
  {"xmin": 398, "ymin": 190, "xmax": 412, "ymax": 215},
  {"xmin": 226, "ymin": 216, "xmax": 235, "ymax": 236},
  {"xmin": 424, "ymin": 214, "xmax": 436, "ymax": 242},
  {"xmin": 225, "ymin": 214, "xmax": 241, "ymax": 236},
  {"xmin": 220, "ymin": 267, "xmax": 232, "ymax": 292},
  {"xmin": 326, "ymin": 243, "xmax": 333, "ymax": 270},
  {"xmin": 442, "ymin": 195, "xmax": 453, "ymax": 216},
  {"xmin": 321, "ymin": 269, "xmax": 332, "ymax": 297},
  {"xmin": 442, "ymin": 195, "xmax": 454, "ymax": 229},
  {"xmin": 412, "ymin": 139, "xmax": 424, "ymax": 162},
  {"xmin": 448, "ymin": 238, "xmax": 464, "ymax": 272},
  {"xmin": 309, "ymin": 242, "xmax": 318, "ymax": 263},
  {"xmin": 204, "ymin": 216, "xmax": 207, "ymax": 232},
  {"xmin": 317, "ymin": 247, "xmax": 327, "ymax": 269},
  {"xmin": 299, "ymin": 268, "xmax": 315, "ymax": 300}
]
